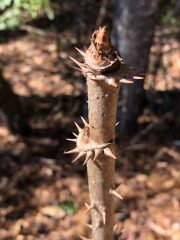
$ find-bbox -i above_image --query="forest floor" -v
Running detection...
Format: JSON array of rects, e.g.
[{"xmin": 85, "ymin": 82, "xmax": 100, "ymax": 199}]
[{"xmin": 0, "ymin": 23, "xmax": 179, "ymax": 240}]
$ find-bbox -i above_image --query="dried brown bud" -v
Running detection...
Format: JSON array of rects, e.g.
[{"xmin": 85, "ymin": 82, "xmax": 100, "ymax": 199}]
[{"xmin": 70, "ymin": 26, "xmax": 144, "ymax": 88}]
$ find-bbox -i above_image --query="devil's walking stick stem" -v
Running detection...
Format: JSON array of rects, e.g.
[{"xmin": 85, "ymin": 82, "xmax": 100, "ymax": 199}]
[
  {"xmin": 65, "ymin": 26, "xmax": 143, "ymax": 240},
  {"xmin": 87, "ymin": 79, "xmax": 119, "ymax": 240}
]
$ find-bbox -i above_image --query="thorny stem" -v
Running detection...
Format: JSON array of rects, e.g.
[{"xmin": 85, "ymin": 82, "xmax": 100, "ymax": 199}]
[
  {"xmin": 66, "ymin": 26, "xmax": 143, "ymax": 240},
  {"xmin": 87, "ymin": 79, "xmax": 119, "ymax": 240}
]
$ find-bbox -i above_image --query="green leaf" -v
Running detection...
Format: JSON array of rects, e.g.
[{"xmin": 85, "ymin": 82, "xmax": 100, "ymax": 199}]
[
  {"xmin": 58, "ymin": 201, "xmax": 78, "ymax": 215},
  {"xmin": 0, "ymin": 0, "xmax": 12, "ymax": 10},
  {"xmin": 6, "ymin": 16, "xmax": 20, "ymax": 28},
  {"xmin": 45, "ymin": 7, "xmax": 54, "ymax": 20},
  {"xmin": 0, "ymin": 0, "xmax": 54, "ymax": 30}
]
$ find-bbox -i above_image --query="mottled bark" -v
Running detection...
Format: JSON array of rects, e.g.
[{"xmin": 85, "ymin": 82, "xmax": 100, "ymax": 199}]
[
  {"xmin": 87, "ymin": 79, "xmax": 119, "ymax": 240},
  {"xmin": 66, "ymin": 26, "xmax": 142, "ymax": 240},
  {"xmin": 114, "ymin": 0, "xmax": 161, "ymax": 136}
]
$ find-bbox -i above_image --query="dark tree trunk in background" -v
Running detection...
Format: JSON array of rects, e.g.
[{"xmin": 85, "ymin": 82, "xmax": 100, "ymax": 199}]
[
  {"xmin": 113, "ymin": 0, "xmax": 161, "ymax": 137},
  {"xmin": 174, "ymin": 0, "xmax": 180, "ymax": 16},
  {"xmin": 0, "ymin": 71, "xmax": 30, "ymax": 135}
]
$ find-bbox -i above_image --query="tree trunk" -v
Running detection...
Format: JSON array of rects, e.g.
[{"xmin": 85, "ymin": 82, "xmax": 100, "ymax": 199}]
[
  {"xmin": 113, "ymin": 0, "xmax": 161, "ymax": 137},
  {"xmin": 174, "ymin": 0, "xmax": 180, "ymax": 16},
  {"xmin": 0, "ymin": 71, "xmax": 30, "ymax": 135}
]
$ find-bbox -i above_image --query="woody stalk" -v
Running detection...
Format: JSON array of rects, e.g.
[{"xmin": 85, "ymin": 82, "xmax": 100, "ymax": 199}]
[{"xmin": 65, "ymin": 26, "xmax": 143, "ymax": 240}]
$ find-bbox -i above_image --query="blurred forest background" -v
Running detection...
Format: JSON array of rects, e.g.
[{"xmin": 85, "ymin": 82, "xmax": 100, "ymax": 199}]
[{"xmin": 0, "ymin": 0, "xmax": 179, "ymax": 239}]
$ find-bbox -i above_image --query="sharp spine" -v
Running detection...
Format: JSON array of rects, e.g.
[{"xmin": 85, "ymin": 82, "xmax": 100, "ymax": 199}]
[
  {"xmin": 96, "ymin": 142, "xmax": 111, "ymax": 149},
  {"xmin": 84, "ymin": 202, "xmax": 94, "ymax": 213},
  {"xmin": 83, "ymin": 151, "xmax": 93, "ymax": 165},
  {"xmin": 80, "ymin": 116, "xmax": 88, "ymax": 126},
  {"xmin": 119, "ymin": 79, "xmax": 133, "ymax": 84},
  {"xmin": 115, "ymin": 122, "xmax": 119, "ymax": 127},
  {"xmin": 103, "ymin": 147, "xmax": 116, "ymax": 159},
  {"xmin": 69, "ymin": 56, "xmax": 85, "ymax": 68},
  {"xmin": 95, "ymin": 220, "xmax": 101, "ymax": 230},
  {"xmin": 93, "ymin": 149, "xmax": 102, "ymax": 161},
  {"xmin": 74, "ymin": 121, "xmax": 82, "ymax": 132},
  {"xmin": 75, "ymin": 47, "xmax": 85, "ymax": 56},
  {"xmin": 85, "ymin": 223, "xmax": 92, "ymax": 229},
  {"xmin": 72, "ymin": 132, "xmax": 78, "ymax": 137},
  {"xmin": 107, "ymin": 78, "xmax": 118, "ymax": 88},
  {"xmin": 66, "ymin": 138, "xmax": 77, "ymax": 142},
  {"xmin": 71, "ymin": 152, "xmax": 85, "ymax": 163},
  {"xmin": 64, "ymin": 147, "xmax": 79, "ymax": 154},
  {"xmin": 113, "ymin": 223, "xmax": 118, "ymax": 231},
  {"xmin": 101, "ymin": 207, "xmax": 106, "ymax": 225},
  {"xmin": 109, "ymin": 189, "xmax": 123, "ymax": 200},
  {"xmin": 69, "ymin": 65, "xmax": 82, "ymax": 72},
  {"xmin": 133, "ymin": 75, "xmax": 144, "ymax": 79}
]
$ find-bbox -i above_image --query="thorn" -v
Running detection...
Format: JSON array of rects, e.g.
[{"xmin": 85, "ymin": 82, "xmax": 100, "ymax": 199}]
[
  {"xmin": 80, "ymin": 116, "xmax": 88, "ymax": 126},
  {"xmin": 115, "ymin": 122, "xmax": 119, "ymax": 127},
  {"xmin": 107, "ymin": 78, "xmax": 118, "ymax": 88},
  {"xmin": 133, "ymin": 75, "xmax": 144, "ymax": 80},
  {"xmin": 74, "ymin": 121, "xmax": 82, "ymax": 132},
  {"xmin": 119, "ymin": 79, "xmax": 133, "ymax": 84},
  {"xmin": 69, "ymin": 56, "xmax": 85, "ymax": 68},
  {"xmin": 72, "ymin": 132, "xmax": 78, "ymax": 137},
  {"xmin": 95, "ymin": 142, "xmax": 112, "ymax": 150},
  {"xmin": 85, "ymin": 223, "xmax": 92, "ymax": 229},
  {"xmin": 66, "ymin": 138, "xmax": 77, "ymax": 142},
  {"xmin": 75, "ymin": 47, "xmax": 85, "ymax": 56},
  {"xmin": 93, "ymin": 149, "xmax": 102, "ymax": 161},
  {"xmin": 101, "ymin": 207, "xmax": 106, "ymax": 225},
  {"xmin": 83, "ymin": 151, "xmax": 93, "ymax": 165},
  {"xmin": 71, "ymin": 152, "xmax": 86, "ymax": 163},
  {"xmin": 79, "ymin": 236, "xmax": 92, "ymax": 240},
  {"xmin": 84, "ymin": 202, "xmax": 94, "ymax": 213},
  {"xmin": 113, "ymin": 223, "xmax": 118, "ymax": 231},
  {"xmin": 69, "ymin": 64, "xmax": 82, "ymax": 72},
  {"xmin": 109, "ymin": 189, "xmax": 123, "ymax": 200},
  {"xmin": 64, "ymin": 147, "xmax": 79, "ymax": 154},
  {"xmin": 103, "ymin": 147, "xmax": 116, "ymax": 159},
  {"xmin": 95, "ymin": 220, "xmax": 101, "ymax": 230}
]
